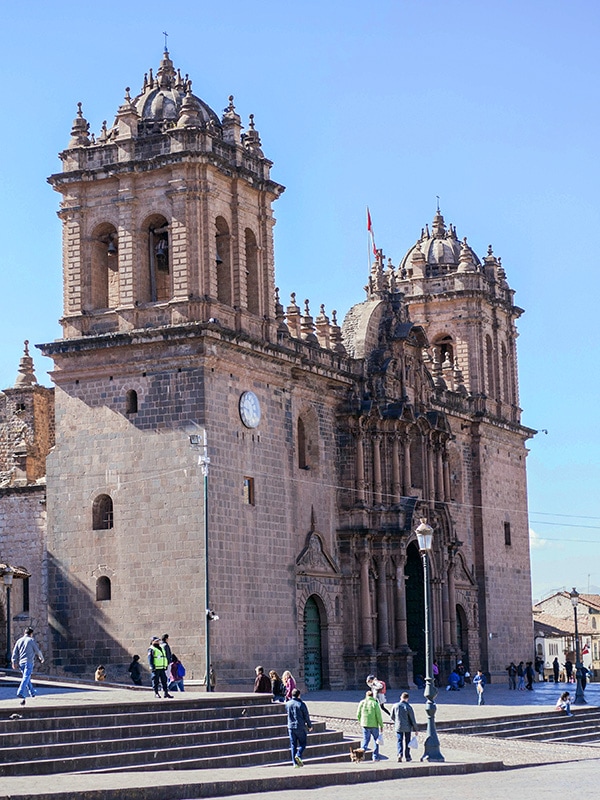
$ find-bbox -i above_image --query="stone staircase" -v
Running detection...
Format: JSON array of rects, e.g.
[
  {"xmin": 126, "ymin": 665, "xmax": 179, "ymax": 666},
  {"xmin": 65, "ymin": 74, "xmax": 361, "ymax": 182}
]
[
  {"xmin": 0, "ymin": 694, "xmax": 359, "ymax": 776},
  {"xmin": 437, "ymin": 706, "xmax": 600, "ymax": 745}
]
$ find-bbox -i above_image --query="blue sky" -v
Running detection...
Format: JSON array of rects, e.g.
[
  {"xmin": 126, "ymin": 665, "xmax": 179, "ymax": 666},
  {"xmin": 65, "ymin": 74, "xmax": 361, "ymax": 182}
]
[{"xmin": 2, "ymin": 1, "xmax": 599, "ymax": 600}]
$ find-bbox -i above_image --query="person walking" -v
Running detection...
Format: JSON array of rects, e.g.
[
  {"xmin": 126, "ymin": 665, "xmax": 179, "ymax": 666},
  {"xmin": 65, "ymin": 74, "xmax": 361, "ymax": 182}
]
[
  {"xmin": 473, "ymin": 669, "xmax": 486, "ymax": 705},
  {"xmin": 366, "ymin": 674, "xmax": 391, "ymax": 716},
  {"xmin": 525, "ymin": 661, "xmax": 535, "ymax": 691},
  {"xmin": 254, "ymin": 665, "xmax": 272, "ymax": 693},
  {"xmin": 11, "ymin": 627, "xmax": 44, "ymax": 706},
  {"xmin": 357, "ymin": 690, "xmax": 384, "ymax": 761},
  {"xmin": 286, "ymin": 688, "xmax": 312, "ymax": 767},
  {"xmin": 552, "ymin": 657, "xmax": 560, "ymax": 684},
  {"xmin": 390, "ymin": 691, "xmax": 418, "ymax": 762},
  {"xmin": 148, "ymin": 636, "xmax": 173, "ymax": 698},
  {"xmin": 168, "ymin": 653, "xmax": 185, "ymax": 692},
  {"xmin": 564, "ymin": 659, "xmax": 573, "ymax": 683},
  {"xmin": 128, "ymin": 654, "xmax": 143, "ymax": 686},
  {"xmin": 517, "ymin": 661, "xmax": 525, "ymax": 690}
]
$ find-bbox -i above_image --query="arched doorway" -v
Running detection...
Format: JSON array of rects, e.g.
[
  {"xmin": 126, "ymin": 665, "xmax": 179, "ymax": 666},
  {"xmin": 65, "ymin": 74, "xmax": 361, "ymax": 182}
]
[
  {"xmin": 405, "ymin": 542, "xmax": 425, "ymax": 679},
  {"xmin": 303, "ymin": 595, "xmax": 323, "ymax": 690},
  {"xmin": 456, "ymin": 604, "xmax": 469, "ymax": 670}
]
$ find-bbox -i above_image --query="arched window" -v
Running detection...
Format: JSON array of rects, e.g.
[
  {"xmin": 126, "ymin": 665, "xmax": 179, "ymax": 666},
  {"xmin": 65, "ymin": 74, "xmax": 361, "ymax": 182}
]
[
  {"xmin": 593, "ymin": 618, "xmax": 597, "ymax": 630},
  {"xmin": 91, "ymin": 223, "xmax": 119, "ymax": 310},
  {"xmin": 126, "ymin": 389, "xmax": 138, "ymax": 415},
  {"xmin": 142, "ymin": 214, "xmax": 170, "ymax": 302},
  {"xmin": 298, "ymin": 417, "xmax": 308, "ymax": 469},
  {"xmin": 215, "ymin": 217, "xmax": 232, "ymax": 305},
  {"xmin": 245, "ymin": 228, "xmax": 260, "ymax": 314},
  {"xmin": 434, "ymin": 334, "xmax": 454, "ymax": 369},
  {"xmin": 96, "ymin": 576, "xmax": 111, "ymax": 601},
  {"xmin": 92, "ymin": 494, "xmax": 114, "ymax": 530}
]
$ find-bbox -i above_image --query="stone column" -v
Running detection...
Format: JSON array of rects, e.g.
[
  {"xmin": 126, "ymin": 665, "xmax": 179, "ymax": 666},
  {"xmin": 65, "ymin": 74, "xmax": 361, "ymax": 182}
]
[
  {"xmin": 443, "ymin": 454, "xmax": 451, "ymax": 502},
  {"xmin": 356, "ymin": 429, "xmax": 366, "ymax": 505},
  {"xmin": 426, "ymin": 439, "xmax": 435, "ymax": 501},
  {"xmin": 448, "ymin": 557, "xmax": 457, "ymax": 647},
  {"xmin": 442, "ymin": 568, "xmax": 451, "ymax": 647},
  {"xmin": 376, "ymin": 555, "xmax": 391, "ymax": 652},
  {"xmin": 402, "ymin": 436, "xmax": 412, "ymax": 495},
  {"xmin": 373, "ymin": 434, "xmax": 382, "ymax": 506},
  {"xmin": 391, "ymin": 433, "xmax": 401, "ymax": 504},
  {"xmin": 436, "ymin": 447, "xmax": 444, "ymax": 502},
  {"xmin": 359, "ymin": 552, "xmax": 374, "ymax": 650},
  {"xmin": 395, "ymin": 556, "xmax": 408, "ymax": 648}
]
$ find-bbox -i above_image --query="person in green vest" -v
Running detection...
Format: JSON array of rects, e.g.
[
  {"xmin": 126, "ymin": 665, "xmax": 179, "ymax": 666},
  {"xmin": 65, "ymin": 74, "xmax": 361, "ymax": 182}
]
[
  {"xmin": 357, "ymin": 690, "xmax": 384, "ymax": 761},
  {"xmin": 147, "ymin": 636, "xmax": 173, "ymax": 698}
]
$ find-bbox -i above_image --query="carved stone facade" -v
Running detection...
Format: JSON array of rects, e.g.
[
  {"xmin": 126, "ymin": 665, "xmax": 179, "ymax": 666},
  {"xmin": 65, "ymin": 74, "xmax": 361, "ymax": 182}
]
[{"xmin": 0, "ymin": 49, "xmax": 536, "ymax": 688}]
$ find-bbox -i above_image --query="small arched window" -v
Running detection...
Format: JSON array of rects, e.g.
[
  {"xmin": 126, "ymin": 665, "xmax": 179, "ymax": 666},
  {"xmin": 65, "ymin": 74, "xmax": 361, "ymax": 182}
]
[
  {"xmin": 593, "ymin": 618, "xmax": 597, "ymax": 630},
  {"xmin": 126, "ymin": 389, "xmax": 138, "ymax": 415},
  {"xmin": 298, "ymin": 417, "xmax": 308, "ymax": 469},
  {"xmin": 96, "ymin": 576, "xmax": 111, "ymax": 601},
  {"xmin": 93, "ymin": 494, "xmax": 114, "ymax": 530}
]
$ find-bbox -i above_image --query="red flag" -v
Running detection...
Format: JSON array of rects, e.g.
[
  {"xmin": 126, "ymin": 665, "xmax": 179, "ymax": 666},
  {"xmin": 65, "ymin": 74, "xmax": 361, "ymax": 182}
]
[
  {"xmin": 582, "ymin": 644, "xmax": 590, "ymax": 655},
  {"xmin": 367, "ymin": 207, "xmax": 377, "ymax": 257}
]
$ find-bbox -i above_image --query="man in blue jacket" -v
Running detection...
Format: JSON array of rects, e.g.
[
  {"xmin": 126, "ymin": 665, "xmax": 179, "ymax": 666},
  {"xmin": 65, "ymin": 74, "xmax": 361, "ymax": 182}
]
[{"xmin": 285, "ymin": 688, "xmax": 312, "ymax": 767}]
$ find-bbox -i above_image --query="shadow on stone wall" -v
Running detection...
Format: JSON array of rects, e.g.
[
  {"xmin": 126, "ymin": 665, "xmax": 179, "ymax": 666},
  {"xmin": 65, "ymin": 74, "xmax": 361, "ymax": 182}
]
[{"xmin": 47, "ymin": 552, "xmax": 141, "ymax": 684}]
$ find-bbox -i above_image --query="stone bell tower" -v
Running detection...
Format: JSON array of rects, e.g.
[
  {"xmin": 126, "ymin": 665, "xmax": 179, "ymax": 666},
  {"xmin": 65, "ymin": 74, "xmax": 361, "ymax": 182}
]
[
  {"xmin": 49, "ymin": 48, "xmax": 284, "ymax": 342},
  {"xmin": 395, "ymin": 209, "xmax": 535, "ymax": 678}
]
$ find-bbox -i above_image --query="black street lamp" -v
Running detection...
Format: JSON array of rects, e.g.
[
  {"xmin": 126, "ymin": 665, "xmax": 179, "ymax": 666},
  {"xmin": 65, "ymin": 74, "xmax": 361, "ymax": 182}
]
[
  {"xmin": 191, "ymin": 432, "xmax": 217, "ymax": 692},
  {"xmin": 569, "ymin": 588, "xmax": 586, "ymax": 705},
  {"xmin": 415, "ymin": 518, "xmax": 445, "ymax": 762}
]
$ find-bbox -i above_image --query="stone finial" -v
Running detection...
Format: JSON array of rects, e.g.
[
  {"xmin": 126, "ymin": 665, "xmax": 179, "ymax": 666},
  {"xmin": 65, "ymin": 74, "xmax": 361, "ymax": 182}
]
[
  {"xmin": 14, "ymin": 341, "xmax": 37, "ymax": 388},
  {"xmin": 301, "ymin": 300, "xmax": 318, "ymax": 344},
  {"xmin": 457, "ymin": 237, "xmax": 476, "ymax": 273},
  {"xmin": 286, "ymin": 292, "xmax": 301, "ymax": 338},
  {"xmin": 243, "ymin": 114, "xmax": 264, "ymax": 155},
  {"xmin": 177, "ymin": 86, "xmax": 202, "ymax": 128},
  {"xmin": 222, "ymin": 94, "xmax": 242, "ymax": 145},
  {"xmin": 315, "ymin": 304, "xmax": 331, "ymax": 350},
  {"xmin": 274, "ymin": 287, "xmax": 289, "ymax": 335},
  {"xmin": 156, "ymin": 49, "xmax": 176, "ymax": 89},
  {"xmin": 330, "ymin": 310, "xmax": 347, "ymax": 355},
  {"xmin": 68, "ymin": 102, "xmax": 90, "ymax": 148},
  {"xmin": 115, "ymin": 87, "xmax": 139, "ymax": 139},
  {"xmin": 432, "ymin": 209, "xmax": 446, "ymax": 239}
]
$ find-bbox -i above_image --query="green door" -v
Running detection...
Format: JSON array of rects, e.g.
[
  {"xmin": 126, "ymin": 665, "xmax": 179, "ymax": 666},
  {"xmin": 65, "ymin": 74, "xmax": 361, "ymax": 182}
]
[{"xmin": 304, "ymin": 596, "xmax": 322, "ymax": 691}]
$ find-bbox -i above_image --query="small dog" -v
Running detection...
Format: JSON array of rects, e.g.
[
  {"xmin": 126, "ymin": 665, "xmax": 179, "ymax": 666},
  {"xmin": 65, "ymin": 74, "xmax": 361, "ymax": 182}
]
[{"xmin": 349, "ymin": 746, "xmax": 365, "ymax": 763}]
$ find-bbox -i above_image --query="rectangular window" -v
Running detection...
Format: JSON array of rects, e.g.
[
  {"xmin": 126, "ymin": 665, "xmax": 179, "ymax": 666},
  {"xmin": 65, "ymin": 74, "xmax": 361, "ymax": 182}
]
[
  {"xmin": 243, "ymin": 477, "xmax": 255, "ymax": 506},
  {"xmin": 504, "ymin": 521, "xmax": 511, "ymax": 546},
  {"xmin": 22, "ymin": 577, "xmax": 29, "ymax": 613}
]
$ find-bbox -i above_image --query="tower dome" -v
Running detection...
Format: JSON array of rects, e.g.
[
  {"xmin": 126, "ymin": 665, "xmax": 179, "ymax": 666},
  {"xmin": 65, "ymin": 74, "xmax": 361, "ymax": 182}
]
[
  {"xmin": 133, "ymin": 50, "xmax": 221, "ymax": 134},
  {"xmin": 399, "ymin": 210, "xmax": 480, "ymax": 275}
]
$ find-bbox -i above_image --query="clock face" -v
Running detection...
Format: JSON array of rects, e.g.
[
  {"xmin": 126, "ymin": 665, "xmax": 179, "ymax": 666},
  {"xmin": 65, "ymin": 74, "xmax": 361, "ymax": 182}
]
[{"xmin": 239, "ymin": 391, "xmax": 261, "ymax": 428}]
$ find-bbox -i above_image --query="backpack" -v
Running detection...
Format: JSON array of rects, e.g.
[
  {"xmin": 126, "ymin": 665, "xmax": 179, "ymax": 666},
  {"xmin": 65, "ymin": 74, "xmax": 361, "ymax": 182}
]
[{"xmin": 177, "ymin": 662, "xmax": 186, "ymax": 678}]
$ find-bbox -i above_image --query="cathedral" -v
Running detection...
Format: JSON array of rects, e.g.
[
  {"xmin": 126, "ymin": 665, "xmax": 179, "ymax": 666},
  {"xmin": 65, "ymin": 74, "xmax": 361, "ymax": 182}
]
[{"xmin": 0, "ymin": 50, "xmax": 535, "ymax": 689}]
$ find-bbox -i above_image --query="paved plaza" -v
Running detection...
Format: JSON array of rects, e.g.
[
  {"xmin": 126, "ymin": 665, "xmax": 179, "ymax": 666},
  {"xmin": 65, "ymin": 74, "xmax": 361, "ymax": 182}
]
[{"xmin": 0, "ymin": 674, "xmax": 599, "ymax": 798}]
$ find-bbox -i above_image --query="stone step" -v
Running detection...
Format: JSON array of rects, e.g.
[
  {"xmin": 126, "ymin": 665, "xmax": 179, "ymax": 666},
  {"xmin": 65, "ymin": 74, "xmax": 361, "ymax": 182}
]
[
  {"xmin": 0, "ymin": 730, "xmax": 351, "ymax": 776},
  {"xmin": 86, "ymin": 737, "xmax": 362, "ymax": 774},
  {"xmin": 0, "ymin": 712, "xmax": 289, "ymax": 748},
  {"xmin": 0, "ymin": 699, "xmax": 279, "ymax": 731}
]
